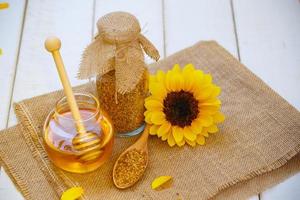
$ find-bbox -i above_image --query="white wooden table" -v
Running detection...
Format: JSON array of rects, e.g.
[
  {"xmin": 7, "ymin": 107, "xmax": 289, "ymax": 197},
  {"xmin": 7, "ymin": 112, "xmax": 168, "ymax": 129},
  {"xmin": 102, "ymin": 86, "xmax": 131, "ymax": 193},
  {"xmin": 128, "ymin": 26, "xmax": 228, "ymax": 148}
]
[{"xmin": 0, "ymin": 0, "xmax": 299, "ymax": 199}]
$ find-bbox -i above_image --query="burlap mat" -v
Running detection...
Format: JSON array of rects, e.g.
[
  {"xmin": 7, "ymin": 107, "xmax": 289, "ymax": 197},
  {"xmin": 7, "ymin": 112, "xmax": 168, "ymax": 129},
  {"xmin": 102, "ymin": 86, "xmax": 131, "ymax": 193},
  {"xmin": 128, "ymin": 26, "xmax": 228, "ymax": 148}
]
[{"xmin": 0, "ymin": 41, "xmax": 299, "ymax": 200}]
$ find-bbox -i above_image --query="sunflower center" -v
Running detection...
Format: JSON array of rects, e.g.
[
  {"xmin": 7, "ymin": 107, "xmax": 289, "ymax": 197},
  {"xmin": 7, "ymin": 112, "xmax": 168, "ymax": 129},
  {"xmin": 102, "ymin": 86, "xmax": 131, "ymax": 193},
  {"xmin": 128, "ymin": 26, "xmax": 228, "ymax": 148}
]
[{"xmin": 163, "ymin": 90, "xmax": 199, "ymax": 127}]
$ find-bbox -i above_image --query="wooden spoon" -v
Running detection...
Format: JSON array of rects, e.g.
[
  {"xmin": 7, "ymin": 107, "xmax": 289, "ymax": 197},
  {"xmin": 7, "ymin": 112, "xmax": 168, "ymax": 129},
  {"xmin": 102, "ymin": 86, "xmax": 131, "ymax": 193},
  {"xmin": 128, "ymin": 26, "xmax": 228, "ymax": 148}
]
[
  {"xmin": 45, "ymin": 36, "xmax": 103, "ymax": 162},
  {"xmin": 113, "ymin": 124, "xmax": 150, "ymax": 189}
]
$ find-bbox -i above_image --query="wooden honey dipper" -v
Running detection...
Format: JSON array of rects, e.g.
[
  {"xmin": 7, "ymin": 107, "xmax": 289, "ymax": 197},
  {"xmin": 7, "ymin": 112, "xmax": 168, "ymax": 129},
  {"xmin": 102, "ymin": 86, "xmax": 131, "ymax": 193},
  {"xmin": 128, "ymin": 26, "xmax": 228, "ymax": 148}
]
[{"xmin": 45, "ymin": 36, "xmax": 104, "ymax": 162}]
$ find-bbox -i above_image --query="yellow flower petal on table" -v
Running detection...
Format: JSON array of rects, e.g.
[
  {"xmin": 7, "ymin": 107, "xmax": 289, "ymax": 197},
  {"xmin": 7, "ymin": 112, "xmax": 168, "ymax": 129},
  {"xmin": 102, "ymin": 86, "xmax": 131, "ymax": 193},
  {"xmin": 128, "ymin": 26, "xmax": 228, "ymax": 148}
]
[
  {"xmin": 172, "ymin": 126, "xmax": 184, "ymax": 144},
  {"xmin": 150, "ymin": 125, "xmax": 159, "ymax": 135},
  {"xmin": 151, "ymin": 176, "xmax": 173, "ymax": 190},
  {"xmin": 213, "ymin": 112, "xmax": 225, "ymax": 123},
  {"xmin": 149, "ymin": 82, "xmax": 167, "ymax": 99},
  {"xmin": 167, "ymin": 132, "xmax": 176, "ymax": 146},
  {"xmin": 157, "ymin": 122, "xmax": 171, "ymax": 137},
  {"xmin": 145, "ymin": 99, "xmax": 163, "ymax": 111},
  {"xmin": 0, "ymin": 2, "xmax": 9, "ymax": 9},
  {"xmin": 183, "ymin": 126, "xmax": 196, "ymax": 141},
  {"xmin": 151, "ymin": 111, "xmax": 165, "ymax": 125},
  {"xmin": 61, "ymin": 187, "xmax": 84, "ymax": 200},
  {"xmin": 196, "ymin": 135, "xmax": 206, "ymax": 145}
]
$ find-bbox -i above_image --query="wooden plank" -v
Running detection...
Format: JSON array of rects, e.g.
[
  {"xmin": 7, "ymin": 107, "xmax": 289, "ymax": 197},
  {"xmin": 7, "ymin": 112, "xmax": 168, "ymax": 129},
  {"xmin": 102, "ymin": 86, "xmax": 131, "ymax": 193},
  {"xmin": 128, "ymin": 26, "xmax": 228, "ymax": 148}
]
[
  {"xmin": 164, "ymin": 0, "xmax": 238, "ymax": 57},
  {"xmin": 0, "ymin": 0, "xmax": 26, "ymax": 128},
  {"xmin": 233, "ymin": 0, "xmax": 300, "ymax": 111},
  {"xmin": 0, "ymin": 0, "xmax": 95, "ymax": 198},
  {"xmin": 94, "ymin": 0, "xmax": 164, "ymax": 61},
  {"xmin": 163, "ymin": 1, "xmax": 257, "ymax": 199},
  {"xmin": 8, "ymin": 0, "xmax": 94, "ymax": 115},
  {"xmin": 232, "ymin": 0, "xmax": 300, "ymax": 199},
  {"xmin": 0, "ymin": 0, "xmax": 26, "ymax": 199}
]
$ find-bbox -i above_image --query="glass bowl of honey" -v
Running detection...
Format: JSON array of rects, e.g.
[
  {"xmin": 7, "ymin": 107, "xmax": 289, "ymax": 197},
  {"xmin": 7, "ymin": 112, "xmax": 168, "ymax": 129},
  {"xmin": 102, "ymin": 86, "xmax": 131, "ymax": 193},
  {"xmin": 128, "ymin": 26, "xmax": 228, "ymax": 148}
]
[{"xmin": 43, "ymin": 93, "xmax": 114, "ymax": 173}]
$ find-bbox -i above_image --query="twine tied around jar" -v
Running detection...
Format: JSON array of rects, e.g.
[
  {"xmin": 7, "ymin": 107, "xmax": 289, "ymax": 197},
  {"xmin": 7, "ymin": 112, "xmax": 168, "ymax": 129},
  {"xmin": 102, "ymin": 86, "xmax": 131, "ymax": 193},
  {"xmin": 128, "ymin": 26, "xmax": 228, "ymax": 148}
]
[{"xmin": 78, "ymin": 12, "xmax": 160, "ymax": 95}]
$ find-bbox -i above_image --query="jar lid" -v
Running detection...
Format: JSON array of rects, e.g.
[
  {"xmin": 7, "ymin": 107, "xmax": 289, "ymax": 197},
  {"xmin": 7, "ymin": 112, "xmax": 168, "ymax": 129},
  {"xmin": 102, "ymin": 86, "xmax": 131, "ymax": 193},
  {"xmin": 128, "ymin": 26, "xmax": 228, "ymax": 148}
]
[{"xmin": 97, "ymin": 12, "xmax": 141, "ymax": 44}]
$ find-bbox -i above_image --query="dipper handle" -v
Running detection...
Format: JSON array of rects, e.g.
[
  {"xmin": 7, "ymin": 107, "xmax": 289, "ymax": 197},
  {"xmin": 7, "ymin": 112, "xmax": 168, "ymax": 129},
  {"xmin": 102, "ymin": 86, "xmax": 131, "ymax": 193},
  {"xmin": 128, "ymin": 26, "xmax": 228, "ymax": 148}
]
[{"xmin": 45, "ymin": 36, "xmax": 86, "ymax": 134}]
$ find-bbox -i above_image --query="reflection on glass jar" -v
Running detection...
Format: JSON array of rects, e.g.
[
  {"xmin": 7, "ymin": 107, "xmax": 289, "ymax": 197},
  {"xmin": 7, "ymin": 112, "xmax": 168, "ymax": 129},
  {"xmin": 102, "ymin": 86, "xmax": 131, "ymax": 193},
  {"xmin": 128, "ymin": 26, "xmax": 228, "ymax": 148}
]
[{"xmin": 43, "ymin": 93, "xmax": 114, "ymax": 173}]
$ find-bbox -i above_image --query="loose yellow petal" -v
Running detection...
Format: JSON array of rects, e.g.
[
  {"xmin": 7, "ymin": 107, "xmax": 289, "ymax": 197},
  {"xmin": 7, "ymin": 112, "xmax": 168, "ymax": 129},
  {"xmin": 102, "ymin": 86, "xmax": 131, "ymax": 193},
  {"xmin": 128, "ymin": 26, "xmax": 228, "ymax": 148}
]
[
  {"xmin": 172, "ymin": 126, "xmax": 183, "ymax": 144},
  {"xmin": 61, "ymin": 187, "xmax": 84, "ymax": 200},
  {"xmin": 196, "ymin": 135, "xmax": 206, "ymax": 145},
  {"xmin": 151, "ymin": 111, "xmax": 166, "ymax": 125},
  {"xmin": 157, "ymin": 122, "xmax": 171, "ymax": 137},
  {"xmin": 183, "ymin": 127, "xmax": 196, "ymax": 141},
  {"xmin": 151, "ymin": 176, "xmax": 173, "ymax": 190},
  {"xmin": 145, "ymin": 99, "xmax": 163, "ymax": 111},
  {"xmin": 150, "ymin": 125, "xmax": 159, "ymax": 135},
  {"xmin": 0, "ymin": 2, "xmax": 9, "ymax": 10},
  {"xmin": 213, "ymin": 112, "xmax": 225, "ymax": 123}
]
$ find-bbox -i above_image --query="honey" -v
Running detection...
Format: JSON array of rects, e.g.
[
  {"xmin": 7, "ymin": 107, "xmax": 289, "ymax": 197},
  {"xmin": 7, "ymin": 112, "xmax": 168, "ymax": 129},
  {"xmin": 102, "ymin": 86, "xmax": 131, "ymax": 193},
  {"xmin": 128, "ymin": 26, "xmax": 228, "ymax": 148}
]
[{"xmin": 43, "ymin": 94, "xmax": 114, "ymax": 173}]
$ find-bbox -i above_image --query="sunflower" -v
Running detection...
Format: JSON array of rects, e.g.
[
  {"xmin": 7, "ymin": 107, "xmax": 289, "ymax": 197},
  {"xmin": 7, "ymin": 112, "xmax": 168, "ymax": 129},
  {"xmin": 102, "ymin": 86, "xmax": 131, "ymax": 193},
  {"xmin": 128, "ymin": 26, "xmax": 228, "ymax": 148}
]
[{"xmin": 144, "ymin": 64, "xmax": 225, "ymax": 147}]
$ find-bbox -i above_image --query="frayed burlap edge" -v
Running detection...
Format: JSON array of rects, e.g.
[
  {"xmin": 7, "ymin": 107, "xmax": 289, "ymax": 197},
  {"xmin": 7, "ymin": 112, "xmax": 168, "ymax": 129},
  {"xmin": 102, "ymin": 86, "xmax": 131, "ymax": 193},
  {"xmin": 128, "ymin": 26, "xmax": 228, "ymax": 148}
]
[
  {"xmin": 14, "ymin": 102, "xmax": 88, "ymax": 200},
  {"xmin": 0, "ymin": 126, "xmax": 32, "ymax": 199}
]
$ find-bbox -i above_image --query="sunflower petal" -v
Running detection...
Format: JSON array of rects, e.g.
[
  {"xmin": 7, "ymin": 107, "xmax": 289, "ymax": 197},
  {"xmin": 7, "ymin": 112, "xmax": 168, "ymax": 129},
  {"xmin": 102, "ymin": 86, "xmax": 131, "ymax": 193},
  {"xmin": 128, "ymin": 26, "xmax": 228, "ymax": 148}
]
[
  {"xmin": 169, "ymin": 73, "xmax": 184, "ymax": 91},
  {"xmin": 172, "ymin": 126, "xmax": 184, "ymax": 143},
  {"xmin": 177, "ymin": 139, "xmax": 186, "ymax": 147},
  {"xmin": 186, "ymin": 139, "xmax": 196, "ymax": 147},
  {"xmin": 145, "ymin": 100, "xmax": 163, "ymax": 111},
  {"xmin": 149, "ymin": 82, "xmax": 167, "ymax": 99},
  {"xmin": 206, "ymin": 124, "xmax": 219, "ymax": 133},
  {"xmin": 196, "ymin": 135, "xmax": 206, "ymax": 145},
  {"xmin": 171, "ymin": 64, "xmax": 181, "ymax": 73},
  {"xmin": 145, "ymin": 112, "xmax": 152, "ymax": 124},
  {"xmin": 190, "ymin": 119, "xmax": 203, "ymax": 134},
  {"xmin": 213, "ymin": 112, "xmax": 225, "ymax": 123},
  {"xmin": 183, "ymin": 127, "xmax": 197, "ymax": 141},
  {"xmin": 151, "ymin": 111, "xmax": 166, "ymax": 125},
  {"xmin": 198, "ymin": 116, "xmax": 213, "ymax": 127},
  {"xmin": 162, "ymin": 131, "xmax": 170, "ymax": 141},
  {"xmin": 157, "ymin": 122, "xmax": 171, "ymax": 137},
  {"xmin": 150, "ymin": 125, "xmax": 159, "ymax": 135},
  {"xmin": 156, "ymin": 70, "xmax": 166, "ymax": 83},
  {"xmin": 167, "ymin": 133, "xmax": 176, "ymax": 147}
]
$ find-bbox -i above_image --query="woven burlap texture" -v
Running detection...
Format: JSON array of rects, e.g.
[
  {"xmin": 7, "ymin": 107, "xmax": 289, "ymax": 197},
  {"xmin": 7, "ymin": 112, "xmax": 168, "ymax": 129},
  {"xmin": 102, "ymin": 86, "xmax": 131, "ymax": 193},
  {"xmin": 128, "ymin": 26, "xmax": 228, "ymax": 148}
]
[
  {"xmin": 0, "ymin": 41, "xmax": 299, "ymax": 200},
  {"xmin": 78, "ymin": 12, "xmax": 160, "ymax": 94}
]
